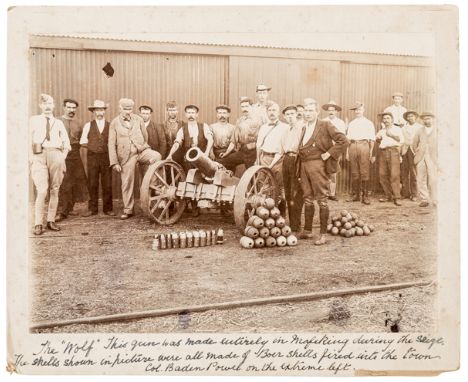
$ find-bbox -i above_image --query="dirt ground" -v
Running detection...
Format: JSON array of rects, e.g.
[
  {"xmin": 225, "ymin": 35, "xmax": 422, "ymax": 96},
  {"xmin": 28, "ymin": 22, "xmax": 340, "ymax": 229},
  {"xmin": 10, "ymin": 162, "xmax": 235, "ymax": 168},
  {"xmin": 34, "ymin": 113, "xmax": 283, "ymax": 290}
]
[{"xmin": 30, "ymin": 196, "xmax": 437, "ymax": 333}]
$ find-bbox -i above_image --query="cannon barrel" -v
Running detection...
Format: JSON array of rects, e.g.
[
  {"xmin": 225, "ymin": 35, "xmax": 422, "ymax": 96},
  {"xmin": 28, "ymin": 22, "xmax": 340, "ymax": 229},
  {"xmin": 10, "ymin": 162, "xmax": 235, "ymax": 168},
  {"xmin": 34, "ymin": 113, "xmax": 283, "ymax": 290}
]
[{"xmin": 185, "ymin": 147, "xmax": 224, "ymax": 178}]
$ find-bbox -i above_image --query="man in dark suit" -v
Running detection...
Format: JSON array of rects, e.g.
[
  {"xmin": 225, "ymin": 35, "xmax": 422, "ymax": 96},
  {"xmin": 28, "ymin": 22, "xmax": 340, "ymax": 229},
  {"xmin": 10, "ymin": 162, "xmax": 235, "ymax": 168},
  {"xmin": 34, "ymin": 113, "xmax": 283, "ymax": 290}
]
[
  {"xmin": 139, "ymin": 105, "xmax": 167, "ymax": 158},
  {"xmin": 297, "ymin": 99, "xmax": 348, "ymax": 245}
]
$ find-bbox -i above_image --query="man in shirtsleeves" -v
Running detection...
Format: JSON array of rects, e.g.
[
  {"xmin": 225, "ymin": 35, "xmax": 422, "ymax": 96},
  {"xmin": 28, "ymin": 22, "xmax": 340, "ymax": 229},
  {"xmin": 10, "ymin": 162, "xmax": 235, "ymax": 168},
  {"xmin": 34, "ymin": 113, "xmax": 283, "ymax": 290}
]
[
  {"xmin": 256, "ymin": 101, "xmax": 289, "ymax": 215},
  {"xmin": 80, "ymin": 100, "xmax": 115, "ymax": 217},
  {"xmin": 56, "ymin": 98, "xmax": 88, "ymax": 221},
  {"xmin": 384, "ymin": 92, "xmax": 408, "ymax": 128},
  {"xmin": 109, "ymin": 98, "xmax": 162, "ymax": 219},
  {"xmin": 250, "ymin": 84, "xmax": 271, "ymax": 126},
  {"xmin": 375, "ymin": 112, "xmax": 404, "ymax": 206},
  {"xmin": 297, "ymin": 99, "xmax": 348, "ymax": 245},
  {"xmin": 29, "ymin": 93, "xmax": 71, "ymax": 235},
  {"xmin": 209, "ymin": 104, "xmax": 235, "ymax": 161},
  {"xmin": 218, "ymin": 97, "xmax": 261, "ymax": 172},
  {"xmin": 281, "ymin": 105, "xmax": 304, "ymax": 233}
]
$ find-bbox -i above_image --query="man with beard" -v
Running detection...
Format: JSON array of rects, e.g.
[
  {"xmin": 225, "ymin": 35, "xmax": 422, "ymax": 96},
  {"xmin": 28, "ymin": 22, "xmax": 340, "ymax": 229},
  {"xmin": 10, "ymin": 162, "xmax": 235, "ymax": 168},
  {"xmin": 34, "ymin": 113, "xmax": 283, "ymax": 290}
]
[
  {"xmin": 80, "ymin": 100, "xmax": 115, "ymax": 217},
  {"xmin": 140, "ymin": 104, "xmax": 167, "ymax": 158},
  {"xmin": 29, "ymin": 94, "xmax": 70, "ymax": 235},
  {"xmin": 400, "ymin": 110, "xmax": 422, "ymax": 201},
  {"xmin": 209, "ymin": 105, "xmax": 235, "ymax": 161},
  {"xmin": 297, "ymin": 99, "xmax": 348, "ymax": 245},
  {"xmin": 56, "ymin": 98, "xmax": 88, "ymax": 221}
]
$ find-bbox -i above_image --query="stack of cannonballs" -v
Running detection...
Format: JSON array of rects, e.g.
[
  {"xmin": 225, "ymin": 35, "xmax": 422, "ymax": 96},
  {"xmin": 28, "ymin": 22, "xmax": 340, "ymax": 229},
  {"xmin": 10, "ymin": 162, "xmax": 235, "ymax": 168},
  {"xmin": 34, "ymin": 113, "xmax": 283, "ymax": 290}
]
[
  {"xmin": 327, "ymin": 210, "xmax": 375, "ymax": 238},
  {"xmin": 239, "ymin": 198, "xmax": 298, "ymax": 249}
]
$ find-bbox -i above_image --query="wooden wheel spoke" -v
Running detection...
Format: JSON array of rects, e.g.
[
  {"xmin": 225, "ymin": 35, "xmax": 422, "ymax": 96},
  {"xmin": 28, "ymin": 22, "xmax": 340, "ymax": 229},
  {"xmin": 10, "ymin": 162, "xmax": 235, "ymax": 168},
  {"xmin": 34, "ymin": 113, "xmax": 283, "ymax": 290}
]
[
  {"xmin": 154, "ymin": 172, "xmax": 169, "ymax": 187},
  {"xmin": 158, "ymin": 200, "xmax": 173, "ymax": 221}
]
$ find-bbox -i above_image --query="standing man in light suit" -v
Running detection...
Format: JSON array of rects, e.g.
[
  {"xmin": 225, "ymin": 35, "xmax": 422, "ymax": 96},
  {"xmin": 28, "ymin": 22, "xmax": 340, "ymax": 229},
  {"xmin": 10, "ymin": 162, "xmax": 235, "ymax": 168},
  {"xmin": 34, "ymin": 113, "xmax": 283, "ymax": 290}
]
[
  {"xmin": 108, "ymin": 98, "xmax": 162, "ymax": 220},
  {"xmin": 30, "ymin": 93, "xmax": 71, "ymax": 235}
]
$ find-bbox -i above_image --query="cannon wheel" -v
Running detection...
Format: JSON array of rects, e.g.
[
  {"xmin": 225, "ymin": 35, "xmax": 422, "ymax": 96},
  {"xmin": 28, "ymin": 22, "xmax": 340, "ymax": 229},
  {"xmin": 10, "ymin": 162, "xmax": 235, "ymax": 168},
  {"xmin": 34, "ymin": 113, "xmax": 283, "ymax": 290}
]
[
  {"xmin": 233, "ymin": 165, "xmax": 278, "ymax": 230},
  {"xmin": 140, "ymin": 160, "xmax": 186, "ymax": 225}
]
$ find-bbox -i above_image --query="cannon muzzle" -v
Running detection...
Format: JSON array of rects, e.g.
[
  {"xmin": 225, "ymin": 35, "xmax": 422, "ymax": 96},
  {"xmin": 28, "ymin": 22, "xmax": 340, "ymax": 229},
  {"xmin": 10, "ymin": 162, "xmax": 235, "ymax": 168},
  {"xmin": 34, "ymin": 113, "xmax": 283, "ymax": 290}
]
[{"xmin": 185, "ymin": 147, "xmax": 224, "ymax": 178}]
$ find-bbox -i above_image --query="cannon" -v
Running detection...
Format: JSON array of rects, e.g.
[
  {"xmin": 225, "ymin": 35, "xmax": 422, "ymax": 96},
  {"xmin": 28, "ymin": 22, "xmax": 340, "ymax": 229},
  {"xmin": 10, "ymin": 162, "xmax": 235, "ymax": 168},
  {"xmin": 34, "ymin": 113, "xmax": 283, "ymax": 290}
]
[{"xmin": 140, "ymin": 147, "xmax": 277, "ymax": 230}]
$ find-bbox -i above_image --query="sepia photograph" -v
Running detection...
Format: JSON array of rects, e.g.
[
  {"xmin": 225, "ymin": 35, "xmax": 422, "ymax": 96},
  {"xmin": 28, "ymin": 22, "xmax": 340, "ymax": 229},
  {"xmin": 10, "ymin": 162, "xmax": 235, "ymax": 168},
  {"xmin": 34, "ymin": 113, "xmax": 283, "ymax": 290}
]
[{"xmin": 6, "ymin": 4, "xmax": 460, "ymax": 376}]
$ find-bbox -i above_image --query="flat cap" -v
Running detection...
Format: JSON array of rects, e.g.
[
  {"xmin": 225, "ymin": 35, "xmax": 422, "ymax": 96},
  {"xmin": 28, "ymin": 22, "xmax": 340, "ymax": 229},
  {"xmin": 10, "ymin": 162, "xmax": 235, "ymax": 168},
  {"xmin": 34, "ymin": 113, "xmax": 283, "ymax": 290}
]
[
  {"xmin": 119, "ymin": 98, "xmax": 135, "ymax": 108},
  {"xmin": 282, "ymin": 104, "xmax": 298, "ymax": 114},
  {"xmin": 215, "ymin": 104, "xmax": 231, "ymax": 112},
  {"xmin": 350, "ymin": 102, "xmax": 365, "ymax": 110},
  {"xmin": 139, "ymin": 105, "xmax": 153, "ymax": 112},
  {"xmin": 184, "ymin": 104, "xmax": 199, "ymax": 112},
  {"xmin": 392, "ymin": 92, "xmax": 404, "ymax": 98},
  {"xmin": 256, "ymin": 84, "xmax": 271, "ymax": 92},
  {"xmin": 240, "ymin": 96, "xmax": 253, "ymax": 105},
  {"xmin": 63, "ymin": 98, "xmax": 79, "ymax": 107},
  {"xmin": 378, "ymin": 111, "xmax": 394, "ymax": 119},
  {"xmin": 419, "ymin": 111, "xmax": 435, "ymax": 118}
]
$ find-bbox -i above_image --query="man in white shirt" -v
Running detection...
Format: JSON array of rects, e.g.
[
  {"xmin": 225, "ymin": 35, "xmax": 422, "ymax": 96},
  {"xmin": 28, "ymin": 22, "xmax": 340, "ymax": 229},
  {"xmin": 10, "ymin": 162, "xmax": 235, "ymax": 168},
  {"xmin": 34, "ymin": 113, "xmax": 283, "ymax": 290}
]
[
  {"xmin": 322, "ymin": 100, "xmax": 346, "ymax": 201},
  {"xmin": 250, "ymin": 84, "xmax": 271, "ymax": 125},
  {"xmin": 376, "ymin": 112, "xmax": 404, "ymax": 206},
  {"xmin": 30, "ymin": 94, "xmax": 71, "ymax": 235},
  {"xmin": 384, "ymin": 92, "xmax": 407, "ymax": 127},
  {"xmin": 209, "ymin": 105, "xmax": 235, "ymax": 161},
  {"xmin": 401, "ymin": 110, "xmax": 422, "ymax": 201},
  {"xmin": 80, "ymin": 100, "xmax": 115, "ymax": 217},
  {"xmin": 346, "ymin": 102, "xmax": 376, "ymax": 204}
]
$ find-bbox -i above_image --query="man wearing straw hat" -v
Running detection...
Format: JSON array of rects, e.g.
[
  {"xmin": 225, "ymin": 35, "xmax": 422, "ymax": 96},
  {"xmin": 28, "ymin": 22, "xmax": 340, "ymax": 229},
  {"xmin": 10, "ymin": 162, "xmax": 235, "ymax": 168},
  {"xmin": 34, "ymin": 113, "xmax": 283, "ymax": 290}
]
[
  {"xmin": 384, "ymin": 92, "xmax": 407, "ymax": 128},
  {"xmin": 400, "ymin": 110, "xmax": 422, "ymax": 201},
  {"xmin": 29, "ymin": 93, "xmax": 70, "ymax": 235},
  {"xmin": 80, "ymin": 100, "xmax": 115, "ymax": 217},
  {"xmin": 322, "ymin": 100, "xmax": 347, "ymax": 201}
]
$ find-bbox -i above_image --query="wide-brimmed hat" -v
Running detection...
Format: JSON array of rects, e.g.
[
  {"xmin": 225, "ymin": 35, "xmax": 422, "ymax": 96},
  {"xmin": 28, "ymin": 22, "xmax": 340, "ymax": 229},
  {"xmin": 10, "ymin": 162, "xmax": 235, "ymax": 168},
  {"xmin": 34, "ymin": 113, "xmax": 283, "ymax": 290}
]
[
  {"xmin": 419, "ymin": 111, "xmax": 435, "ymax": 118},
  {"xmin": 63, "ymin": 98, "xmax": 79, "ymax": 107},
  {"xmin": 403, "ymin": 110, "xmax": 419, "ymax": 121},
  {"xmin": 378, "ymin": 111, "xmax": 393, "ymax": 119},
  {"xmin": 256, "ymin": 84, "xmax": 271, "ymax": 92},
  {"xmin": 322, "ymin": 100, "xmax": 342, "ymax": 112},
  {"xmin": 350, "ymin": 102, "xmax": 364, "ymax": 110},
  {"xmin": 88, "ymin": 99, "xmax": 108, "ymax": 111}
]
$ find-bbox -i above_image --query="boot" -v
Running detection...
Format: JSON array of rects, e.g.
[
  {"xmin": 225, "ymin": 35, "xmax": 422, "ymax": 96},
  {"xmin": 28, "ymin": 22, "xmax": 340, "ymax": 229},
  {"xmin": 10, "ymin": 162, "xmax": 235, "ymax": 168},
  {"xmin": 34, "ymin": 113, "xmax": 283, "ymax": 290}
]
[
  {"xmin": 361, "ymin": 180, "xmax": 371, "ymax": 205},
  {"xmin": 347, "ymin": 180, "xmax": 360, "ymax": 202},
  {"xmin": 299, "ymin": 205, "xmax": 315, "ymax": 239}
]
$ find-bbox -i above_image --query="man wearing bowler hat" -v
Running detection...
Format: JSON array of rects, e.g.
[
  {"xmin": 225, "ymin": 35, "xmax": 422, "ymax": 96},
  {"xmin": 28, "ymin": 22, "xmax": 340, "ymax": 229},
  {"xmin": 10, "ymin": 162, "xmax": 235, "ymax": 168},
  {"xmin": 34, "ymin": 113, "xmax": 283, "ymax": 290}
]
[
  {"xmin": 322, "ymin": 100, "xmax": 347, "ymax": 201},
  {"xmin": 56, "ymin": 98, "xmax": 88, "ymax": 221},
  {"xmin": 209, "ymin": 105, "xmax": 235, "ymax": 161},
  {"xmin": 376, "ymin": 111, "xmax": 404, "ymax": 206},
  {"xmin": 400, "ymin": 110, "xmax": 422, "ymax": 201},
  {"xmin": 109, "ymin": 98, "xmax": 162, "ymax": 219},
  {"xmin": 384, "ymin": 92, "xmax": 407, "ymax": 128},
  {"xmin": 140, "ymin": 104, "xmax": 167, "ymax": 158},
  {"xmin": 251, "ymin": 84, "xmax": 271, "ymax": 125},
  {"xmin": 29, "ymin": 93, "xmax": 71, "ymax": 235},
  {"xmin": 80, "ymin": 100, "xmax": 115, "ymax": 217},
  {"xmin": 413, "ymin": 111, "xmax": 437, "ymax": 207}
]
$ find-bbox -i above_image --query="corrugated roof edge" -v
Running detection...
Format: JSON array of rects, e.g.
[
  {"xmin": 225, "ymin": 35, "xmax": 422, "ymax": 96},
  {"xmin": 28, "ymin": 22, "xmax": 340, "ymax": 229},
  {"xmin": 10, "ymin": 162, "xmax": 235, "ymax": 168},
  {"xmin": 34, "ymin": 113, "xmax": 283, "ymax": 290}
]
[{"xmin": 31, "ymin": 33, "xmax": 430, "ymax": 58}]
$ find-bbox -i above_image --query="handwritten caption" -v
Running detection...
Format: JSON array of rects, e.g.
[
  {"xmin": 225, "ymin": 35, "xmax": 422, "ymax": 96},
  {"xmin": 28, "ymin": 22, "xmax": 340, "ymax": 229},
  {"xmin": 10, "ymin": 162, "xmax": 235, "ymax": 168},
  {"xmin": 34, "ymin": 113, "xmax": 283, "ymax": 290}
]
[{"xmin": 12, "ymin": 334, "xmax": 445, "ymax": 375}]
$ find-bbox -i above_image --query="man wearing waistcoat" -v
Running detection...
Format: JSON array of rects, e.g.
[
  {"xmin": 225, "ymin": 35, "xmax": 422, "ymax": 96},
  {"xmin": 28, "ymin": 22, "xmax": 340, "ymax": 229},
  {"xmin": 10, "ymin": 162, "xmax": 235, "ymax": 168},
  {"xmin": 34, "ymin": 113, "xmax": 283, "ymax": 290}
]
[
  {"xmin": 109, "ymin": 98, "xmax": 162, "ymax": 219},
  {"xmin": 161, "ymin": 101, "xmax": 184, "ymax": 162},
  {"xmin": 80, "ymin": 100, "xmax": 115, "ymax": 217},
  {"xmin": 56, "ymin": 98, "xmax": 88, "ymax": 221},
  {"xmin": 297, "ymin": 99, "xmax": 348, "ymax": 245}
]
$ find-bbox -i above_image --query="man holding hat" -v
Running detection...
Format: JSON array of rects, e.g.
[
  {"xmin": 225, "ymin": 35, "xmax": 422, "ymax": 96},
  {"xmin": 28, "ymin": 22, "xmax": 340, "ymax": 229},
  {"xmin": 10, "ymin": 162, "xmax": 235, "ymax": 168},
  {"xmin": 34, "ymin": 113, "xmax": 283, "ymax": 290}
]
[
  {"xmin": 80, "ymin": 100, "xmax": 115, "ymax": 217},
  {"xmin": 140, "ymin": 105, "xmax": 167, "ymax": 158},
  {"xmin": 400, "ymin": 110, "xmax": 422, "ymax": 201},
  {"xmin": 297, "ymin": 99, "xmax": 348, "ymax": 245},
  {"xmin": 250, "ymin": 84, "xmax": 271, "ymax": 125},
  {"xmin": 29, "ymin": 93, "xmax": 71, "ymax": 235},
  {"xmin": 375, "ymin": 111, "xmax": 404, "ymax": 206},
  {"xmin": 218, "ymin": 97, "xmax": 261, "ymax": 172},
  {"xmin": 346, "ymin": 102, "xmax": 376, "ymax": 204},
  {"xmin": 56, "ymin": 98, "xmax": 88, "ymax": 221},
  {"xmin": 384, "ymin": 92, "xmax": 407, "ymax": 127},
  {"xmin": 281, "ymin": 104, "xmax": 304, "ymax": 233},
  {"xmin": 413, "ymin": 112, "xmax": 437, "ymax": 207},
  {"xmin": 209, "ymin": 105, "xmax": 235, "ymax": 161},
  {"xmin": 322, "ymin": 100, "xmax": 347, "ymax": 201},
  {"xmin": 109, "ymin": 98, "xmax": 161, "ymax": 219}
]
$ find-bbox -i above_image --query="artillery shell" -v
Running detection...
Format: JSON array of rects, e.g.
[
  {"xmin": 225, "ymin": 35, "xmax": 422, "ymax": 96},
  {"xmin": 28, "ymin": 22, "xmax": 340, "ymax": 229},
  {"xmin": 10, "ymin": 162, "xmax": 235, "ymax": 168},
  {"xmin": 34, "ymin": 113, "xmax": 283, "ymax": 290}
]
[
  {"xmin": 160, "ymin": 234, "xmax": 167, "ymax": 249},
  {"xmin": 206, "ymin": 230, "xmax": 212, "ymax": 245},
  {"xmin": 186, "ymin": 231, "xmax": 193, "ymax": 247},
  {"xmin": 216, "ymin": 228, "xmax": 224, "ymax": 244},
  {"xmin": 180, "ymin": 232, "xmax": 187, "ymax": 248},
  {"xmin": 166, "ymin": 233, "xmax": 173, "ymax": 249},
  {"xmin": 172, "ymin": 232, "xmax": 180, "ymax": 249},
  {"xmin": 193, "ymin": 231, "xmax": 200, "ymax": 247},
  {"xmin": 200, "ymin": 230, "xmax": 207, "ymax": 247},
  {"xmin": 211, "ymin": 229, "xmax": 217, "ymax": 245},
  {"xmin": 152, "ymin": 237, "xmax": 160, "ymax": 250}
]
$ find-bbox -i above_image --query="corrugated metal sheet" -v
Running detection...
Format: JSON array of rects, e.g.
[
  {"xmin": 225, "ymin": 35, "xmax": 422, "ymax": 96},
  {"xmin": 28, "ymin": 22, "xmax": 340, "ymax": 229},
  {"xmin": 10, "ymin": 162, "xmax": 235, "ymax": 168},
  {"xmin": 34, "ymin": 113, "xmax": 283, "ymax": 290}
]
[{"xmin": 30, "ymin": 48, "xmax": 227, "ymax": 199}]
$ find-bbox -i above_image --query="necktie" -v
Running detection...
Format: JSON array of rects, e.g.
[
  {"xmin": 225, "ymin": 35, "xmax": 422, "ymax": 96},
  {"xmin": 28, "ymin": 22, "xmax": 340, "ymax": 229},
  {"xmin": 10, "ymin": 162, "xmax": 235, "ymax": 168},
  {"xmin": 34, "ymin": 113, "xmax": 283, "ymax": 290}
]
[{"xmin": 45, "ymin": 117, "xmax": 51, "ymax": 141}]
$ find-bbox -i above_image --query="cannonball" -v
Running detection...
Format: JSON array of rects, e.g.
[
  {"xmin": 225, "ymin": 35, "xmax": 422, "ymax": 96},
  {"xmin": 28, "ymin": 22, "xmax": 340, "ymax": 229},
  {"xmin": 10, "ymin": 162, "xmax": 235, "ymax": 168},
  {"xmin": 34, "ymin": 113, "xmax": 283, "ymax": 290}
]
[
  {"xmin": 254, "ymin": 237, "xmax": 265, "ymax": 248},
  {"xmin": 264, "ymin": 198, "xmax": 276, "ymax": 210},
  {"xmin": 256, "ymin": 206, "xmax": 270, "ymax": 220},
  {"xmin": 269, "ymin": 226, "xmax": 281, "ymax": 238},
  {"xmin": 265, "ymin": 236, "xmax": 277, "ymax": 247},
  {"xmin": 281, "ymin": 225, "xmax": 292, "ymax": 236},
  {"xmin": 276, "ymin": 235, "xmax": 287, "ymax": 247},
  {"xmin": 275, "ymin": 216, "xmax": 286, "ymax": 228},
  {"xmin": 259, "ymin": 227, "xmax": 270, "ymax": 238},
  {"xmin": 286, "ymin": 235, "xmax": 298, "ymax": 246},
  {"xmin": 269, "ymin": 207, "xmax": 281, "ymax": 219},
  {"xmin": 240, "ymin": 236, "xmax": 254, "ymax": 248},
  {"xmin": 265, "ymin": 217, "xmax": 276, "ymax": 229}
]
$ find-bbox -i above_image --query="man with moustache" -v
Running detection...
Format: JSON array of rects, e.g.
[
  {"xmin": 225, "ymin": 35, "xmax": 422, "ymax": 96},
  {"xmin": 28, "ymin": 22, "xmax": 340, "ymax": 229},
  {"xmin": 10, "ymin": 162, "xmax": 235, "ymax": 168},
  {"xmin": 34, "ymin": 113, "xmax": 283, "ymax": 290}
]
[
  {"xmin": 29, "ymin": 94, "xmax": 71, "ymax": 235},
  {"xmin": 400, "ymin": 110, "xmax": 422, "ymax": 201},
  {"xmin": 297, "ymin": 99, "xmax": 348, "ymax": 245},
  {"xmin": 56, "ymin": 98, "xmax": 88, "ymax": 221},
  {"xmin": 296, "ymin": 104, "xmax": 305, "ymax": 123},
  {"xmin": 161, "ymin": 101, "xmax": 184, "ymax": 161},
  {"xmin": 209, "ymin": 105, "xmax": 235, "ymax": 161},
  {"xmin": 375, "ymin": 112, "xmax": 404, "ymax": 206},
  {"xmin": 109, "ymin": 98, "xmax": 161, "ymax": 219},
  {"xmin": 281, "ymin": 105, "xmax": 304, "ymax": 233},
  {"xmin": 256, "ymin": 101, "xmax": 289, "ymax": 215},
  {"xmin": 321, "ymin": 100, "xmax": 347, "ymax": 201},
  {"xmin": 140, "ymin": 104, "xmax": 167, "ymax": 158},
  {"xmin": 80, "ymin": 100, "xmax": 115, "ymax": 217},
  {"xmin": 250, "ymin": 84, "xmax": 271, "ymax": 125},
  {"xmin": 218, "ymin": 97, "xmax": 261, "ymax": 172}
]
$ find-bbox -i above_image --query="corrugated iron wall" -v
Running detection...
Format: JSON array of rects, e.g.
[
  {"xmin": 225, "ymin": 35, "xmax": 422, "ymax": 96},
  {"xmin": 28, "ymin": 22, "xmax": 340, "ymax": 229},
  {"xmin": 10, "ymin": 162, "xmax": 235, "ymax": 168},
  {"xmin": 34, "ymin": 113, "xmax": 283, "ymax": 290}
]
[{"xmin": 30, "ymin": 48, "xmax": 227, "ymax": 199}]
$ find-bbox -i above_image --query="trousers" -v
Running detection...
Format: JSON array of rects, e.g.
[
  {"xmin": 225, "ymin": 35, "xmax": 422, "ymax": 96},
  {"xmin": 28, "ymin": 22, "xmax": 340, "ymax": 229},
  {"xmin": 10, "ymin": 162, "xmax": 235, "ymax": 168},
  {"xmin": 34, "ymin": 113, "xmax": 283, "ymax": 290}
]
[
  {"xmin": 30, "ymin": 148, "xmax": 66, "ymax": 225},
  {"xmin": 87, "ymin": 151, "xmax": 113, "ymax": 213},
  {"xmin": 349, "ymin": 141, "xmax": 371, "ymax": 181},
  {"xmin": 400, "ymin": 149, "xmax": 418, "ymax": 198},
  {"xmin": 282, "ymin": 154, "xmax": 303, "ymax": 231},
  {"xmin": 416, "ymin": 157, "xmax": 437, "ymax": 203},
  {"xmin": 379, "ymin": 147, "xmax": 401, "ymax": 199},
  {"xmin": 218, "ymin": 145, "xmax": 256, "ymax": 172}
]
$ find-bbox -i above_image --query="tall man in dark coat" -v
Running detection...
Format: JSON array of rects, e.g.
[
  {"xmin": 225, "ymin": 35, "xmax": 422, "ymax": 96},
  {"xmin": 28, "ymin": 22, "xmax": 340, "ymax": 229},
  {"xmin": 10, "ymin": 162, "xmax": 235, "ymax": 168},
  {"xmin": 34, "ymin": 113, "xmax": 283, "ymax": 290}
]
[
  {"xmin": 139, "ymin": 105, "xmax": 167, "ymax": 158},
  {"xmin": 297, "ymin": 100, "xmax": 348, "ymax": 245}
]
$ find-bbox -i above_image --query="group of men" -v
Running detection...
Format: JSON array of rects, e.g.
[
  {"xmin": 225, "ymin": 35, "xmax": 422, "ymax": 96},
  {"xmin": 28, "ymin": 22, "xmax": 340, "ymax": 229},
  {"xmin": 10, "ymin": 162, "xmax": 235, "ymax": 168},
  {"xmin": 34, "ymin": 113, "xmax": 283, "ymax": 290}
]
[{"xmin": 29, "ymin": 86, "xmax": 437, "ymax": 246}]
